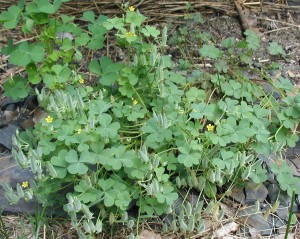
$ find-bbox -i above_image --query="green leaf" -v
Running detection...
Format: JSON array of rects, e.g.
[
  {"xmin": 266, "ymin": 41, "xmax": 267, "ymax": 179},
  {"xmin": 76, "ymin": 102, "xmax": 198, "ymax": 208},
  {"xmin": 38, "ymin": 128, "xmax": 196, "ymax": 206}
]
[
  {"xmin": 186, "ymin": 87, "xmax": 206, "ymax": 102},
  {"xmin": 221, "ymin": 37, "xmax": 236, "ymax": 48},
  {"xmin": 215, "ymin": 59, "xmax": 229, "ymax": 73},
  {"xmin": 26, "ymin": 0, "xmax": 62, "ymax": 14},
  {"xmin": 268, "ymin": 42, "xmax": 285, "ymax": 56},
  {"xmin": 3, "ymin": 75, "xmax": 30, "ymax": 100},
  {"xmin": 10, "ymin": 42, "xmax": 45, "ymax": 66},
  {"xmin": 65, "ymin": 150, "xmax": 89, "ymax": 175},
  {"xmin": 199, "ymin": 44, "xmax": 223, "ymax": 59},
  {"xmin": 81, "ymin": 11, "xmax": 95, "ymax": 23},
  {"xmin": 103, "ymin": 17, "xmax": 124, "ymax": 30},
  {"xmin": 125, "ymin": 12, "xmax": 147, "ymax": 27},
  {"xmin": 141, "ymin": 26, "xmax": 160, "ymax": 38},
  {"xmin": 50, "ymin": 149, "xmax": 68, "ymax": 178},
  {"xmin": 88, "ymin": 56, "xmax": 123, "ymax": 86},
  {"xmin": 244, "ymin": 30, "xmax": 260, "ymax": 50},
  {"xmin": 96, "ymin": 114, "xmax": 120, "ymax": 139},
  {"xmin": 0, "ymin": 5, "xmax": 22, "ymax": 29}
]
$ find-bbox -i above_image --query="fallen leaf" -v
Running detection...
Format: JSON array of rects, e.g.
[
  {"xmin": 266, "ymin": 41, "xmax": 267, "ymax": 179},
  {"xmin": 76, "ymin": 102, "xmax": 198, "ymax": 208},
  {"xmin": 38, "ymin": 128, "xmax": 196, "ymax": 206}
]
[{"xmin": 212, "ymin": 221, "xmax": 239, "ymax": 238}]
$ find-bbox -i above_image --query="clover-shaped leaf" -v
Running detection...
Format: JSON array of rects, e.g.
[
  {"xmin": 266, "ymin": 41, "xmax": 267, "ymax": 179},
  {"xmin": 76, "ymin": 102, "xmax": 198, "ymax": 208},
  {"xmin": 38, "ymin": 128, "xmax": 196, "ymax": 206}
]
[
  {"xmin": 65, "ymin": 149, "xmax": 89, "ymax": 175},
  {"xmin": 96, "ymin": 114, "xmax": 120, "ymax": 139},
  {"xmin": 199, "ymin": 44, "xmax": 223, "ymax": 59}
]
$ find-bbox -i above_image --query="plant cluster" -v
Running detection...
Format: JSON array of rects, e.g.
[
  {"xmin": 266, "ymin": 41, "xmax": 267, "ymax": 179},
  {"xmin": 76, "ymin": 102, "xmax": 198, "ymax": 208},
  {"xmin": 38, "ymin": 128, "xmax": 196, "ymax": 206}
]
[{"xmin": 1, "ymin": 0, "xmax": 300, "ymax": 238}]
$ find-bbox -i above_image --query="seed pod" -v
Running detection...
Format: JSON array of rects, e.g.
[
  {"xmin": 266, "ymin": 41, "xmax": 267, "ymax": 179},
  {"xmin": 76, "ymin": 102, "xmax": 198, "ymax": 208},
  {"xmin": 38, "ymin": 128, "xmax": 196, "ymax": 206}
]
[
  {"xmin": 47, "ymin": 162, "xmax": 58, "ymax": 178},
  {"xmin": 128, "ymin": 233, "xmax": 135, "ymax": 239},
  {"xmin": 187, "ymin": 215, "xmax": 195, "ymax": 231},
  {"xmin": 162, "ymin": 223, "xmax": 168, "ymax": 233},
  {"xmin": 191, "ymin": 170, "xmax": 198, "ymax": 187},
  {"xmin": 127, "ymin": 219, "xmax": 135, "ymax": 229},
  {"xmin": 241, "ymin": 166, "xmax": 251, "ymax": 180},
  {"xmin": 181, "ymin": 178, "xmax": 187, "ymax": 187},
  {"xmin": 152, "ymin": 155, "xmax": 160, "ymax": 168},
  {"xmin": 139, "ymin": 150, "xmax": 149, "ymax": 163},
  {"xmin": 270, "ymin": 200, "xmax": 280, "ymax": 213},
  {"xmin": 83, "ymin": 220, "xmax": 91, "ymax": 233},
  {"xmin": 170, "ymin": 219, "xmax": 178, "ymax": 232},
  {"xmin": 95, "ymin": 219, "xmax": 102, "ymax": 233},
  {"xmin": 150, "ymin": 45, "xmax": 157, "ymax": 66},
  {"xmin": 176, "ymin": 177, "xmax": 182, "ymax": 188},
  {"xmin": 187, "ymin": 176, "xmax": 193, "ymax": 187},
  {"xmin": 140, "ymin": 54, "xmax": 147, "ymax": 66},
  {"xmin": 109, "ymin": 212, "xmax": 115, "ymax": 225},
  {"xmin": 25, "ymin": 190, "xmax": 33, "ymax": 201},
  {"xmin": 73, "ymin": 198, "xmax": 82, "ymax": 212},
  {"xmin": 81, "ymin": 204, "xmax": 93, "ymax": 220},
  {"xmin": 185, "ymin": 202, "xmax": 192, "ymax": 217},
  {"xmin": 196, "ymin": 219, "xmax": 205, "ymax": 233},
  {"xmin": 146, "ymin": 183, "xmax": 153, "ymax": 195},
  {"xmin": 88, "ymin": 220, "xmax": 96, "ymax": 233},
  {"xmin": 16, "ymin": 183, "xmax": 24, "ymax": 198},
  {"xmin": 152, "ymin": 179, "xmax": 160, "ymax": 194},
  {"xmin": 179, "ymin": 219, "xmax": 188, "ymax": 231}
]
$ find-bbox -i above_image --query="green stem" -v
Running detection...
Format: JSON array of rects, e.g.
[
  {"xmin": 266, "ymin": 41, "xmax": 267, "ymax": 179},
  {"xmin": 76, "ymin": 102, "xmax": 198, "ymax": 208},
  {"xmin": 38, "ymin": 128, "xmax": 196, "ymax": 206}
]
[
  {"xmin": 35, "ymin": 204, "xmax": 47, "ymax": 239},
  {"xmin": 284, "ymin": 189, "xmax": 296, "ymax": 239},
  {"xmin": 0, "ymin": 214, "xmax": 8, "ymax": 239},
  {"xmin": 130, "ymin": 85, "xmax": 149, "ymax": 117}
]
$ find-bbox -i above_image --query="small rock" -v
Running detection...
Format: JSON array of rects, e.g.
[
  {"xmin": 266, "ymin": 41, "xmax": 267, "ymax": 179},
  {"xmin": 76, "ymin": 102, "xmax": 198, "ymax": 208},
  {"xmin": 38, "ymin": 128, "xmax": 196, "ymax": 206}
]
[
  {"xmin": 0, "ymin": 124, "xmax": 19, "ymax": 149},
  {"xmin": 275, "ymin": 218, "xmax": 286, "ymax": 234},
  {"xmin": 249, "ymin": 227, "xmax": 260, "ymax": 238},
  {"xmin": 267, "ymin": 183, "xmax": 280, "ymax": 203},
  {"xmin": 274, "ymin": 233, "xmax": 295, "ymax": 239},
  {"xmin": 212, "ymin": 221, "xmax": 239, "ymax": 238},
  {"xmin": 139, "ymin": 230, "xmax": 162, "ymax": 239},
  {"xmin": 245, "ymin": 181, "xmax": 268, "ymax": 204},
  {"xmin": 278, "ymin": 192, "xmax": 292, "ymax": 207},
  {"xmin": 0, "ymin": 110, "xmax": 19, "ymax": 127},
  {"xmin": 266, "ymin": 172, "xmax": 276, "ymax": 184},
  {"xmin": 276, "ymin": 205, "xmax": 289, "ymax": 222},
  {"xmin": 0, "ymin": 153, "xmax": 35, "ymax": 214},
  {"xmin": 237, "ymin": 205, "xmax": 273, "ymax": 236},
  {"xmin": 229, "ymin": 185, "xmax": 245, "ymax": 204}
]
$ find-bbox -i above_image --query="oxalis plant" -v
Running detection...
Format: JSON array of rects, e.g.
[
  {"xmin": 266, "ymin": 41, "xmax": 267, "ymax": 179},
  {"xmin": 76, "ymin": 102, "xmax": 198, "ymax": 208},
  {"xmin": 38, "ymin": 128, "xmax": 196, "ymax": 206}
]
[{"xmin": 1, "ymin": 1, "xmax": 300, "ymax": 238}]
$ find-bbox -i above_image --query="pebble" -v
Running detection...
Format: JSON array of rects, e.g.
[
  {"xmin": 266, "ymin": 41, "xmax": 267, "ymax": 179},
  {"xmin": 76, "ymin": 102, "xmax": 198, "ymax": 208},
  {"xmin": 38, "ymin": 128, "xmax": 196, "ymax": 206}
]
[
  {"xmin": 245, "ymin": 181, "xmax": 268, "ymax": 204},
  {"xmin": 0, "ymin": 124, "xmax": 19, "ymax": 149},
  {"xmin": 237, "ymin": 205, "xmax": 273, "ymax": 236}
]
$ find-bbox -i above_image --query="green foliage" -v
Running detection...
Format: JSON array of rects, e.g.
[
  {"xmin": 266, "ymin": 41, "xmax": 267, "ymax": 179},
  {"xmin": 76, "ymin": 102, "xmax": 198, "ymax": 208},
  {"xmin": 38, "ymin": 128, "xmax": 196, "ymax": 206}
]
[{"xmin": 2, "ymin": 3, "xmax": 300, "ymax": 238}]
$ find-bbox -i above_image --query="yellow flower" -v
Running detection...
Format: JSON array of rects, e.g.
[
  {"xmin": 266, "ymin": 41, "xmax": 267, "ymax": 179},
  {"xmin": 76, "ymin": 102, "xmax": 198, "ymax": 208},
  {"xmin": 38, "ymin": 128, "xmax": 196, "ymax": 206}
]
[
  {"xmin": 206, "ymin": 124, "xmax": 215, "ymax": 131},
  {"xmin": 22, "ymin": 181, "xmax": 29, "ymax": 188},
  {"xmin": 45, "ymin": 115, "xmax": 53, "ymax": 123},
  {"xmin": 79, "ymin": 78, "xmax": 85, "ymax": 84},
  {"xmin": 129, "ymin": 6, "xmax": 135, "ymax": 12},
  {"xmin": 125, "ymin": 31, "xmax": 136, "ymax": 37},
  {"xmin": 132, "ymin": 99, "xmax": 138, "ymax": 105},
  {"xmin": 77, "ymin": 128, "xmax": 82, "ymax": 134}
]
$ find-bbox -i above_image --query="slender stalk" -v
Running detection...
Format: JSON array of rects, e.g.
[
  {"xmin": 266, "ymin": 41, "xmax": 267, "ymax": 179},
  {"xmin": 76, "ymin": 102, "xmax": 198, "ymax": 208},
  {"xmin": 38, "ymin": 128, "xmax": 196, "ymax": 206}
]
[{"xmin": 284, "ymin": 189, "xmax": 296, "ymax": 239}]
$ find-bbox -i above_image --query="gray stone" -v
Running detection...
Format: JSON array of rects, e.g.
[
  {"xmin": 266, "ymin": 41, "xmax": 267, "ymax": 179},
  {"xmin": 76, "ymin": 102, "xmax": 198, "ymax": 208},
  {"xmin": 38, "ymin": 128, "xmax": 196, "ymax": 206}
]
[
  {"xmin": 245, "ymin": 181, "xmax": 268, "ymax": 204},
  {"xmin": 267, "ymin": 183, "xmax": 280, "ymax": 203},
  {"xmin": 229, "ymin": 185, "xmax": 245, "ymax": 204},
  {"xmin": 0, "ymin": 153, "xmax": 35, "ymax": 214},
  {"xmin": 275, "ymin": 218, "xmax": 287, "ymax": 234},
  {"xmin": 278, "ymin": 192, "xmax": 292, "ymax": 207},
  {"xmin": 237, "ymin": 205, "xmax": 273, "ymax": 236},
  {"xmin": 276, "ymin": 205, "xmax": 289, "ymax": 221},
  {"xmin": 0, "ymin": 124, "xmax": 19, "ymax": 149}
]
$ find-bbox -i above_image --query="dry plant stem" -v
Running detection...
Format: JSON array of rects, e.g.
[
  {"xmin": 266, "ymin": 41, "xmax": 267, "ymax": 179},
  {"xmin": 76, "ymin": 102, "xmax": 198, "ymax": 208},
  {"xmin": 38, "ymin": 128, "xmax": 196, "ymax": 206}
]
[
  {"xmin": 257, "ymin": 16, "xmax": 300, "ymax": 28},
  {"xmin": 234, "ymin": 0, "xmax": 251, "ymax": 32}
]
